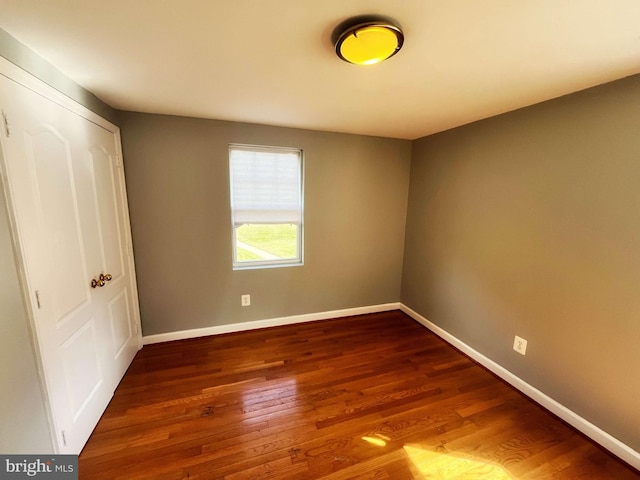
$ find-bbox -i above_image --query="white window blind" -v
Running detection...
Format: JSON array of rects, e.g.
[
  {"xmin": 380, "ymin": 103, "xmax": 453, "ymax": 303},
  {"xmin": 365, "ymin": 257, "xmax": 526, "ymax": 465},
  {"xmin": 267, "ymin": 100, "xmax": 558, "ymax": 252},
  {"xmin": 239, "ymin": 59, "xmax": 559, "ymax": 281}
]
[{"xmin": 229, "ymin": 146, "xmax": 302, "ymax": 226}]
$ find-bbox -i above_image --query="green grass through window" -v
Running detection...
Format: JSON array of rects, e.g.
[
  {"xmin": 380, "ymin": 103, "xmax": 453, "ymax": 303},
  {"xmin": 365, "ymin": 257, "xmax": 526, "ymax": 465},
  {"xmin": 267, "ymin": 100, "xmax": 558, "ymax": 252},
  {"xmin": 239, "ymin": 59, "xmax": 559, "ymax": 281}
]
[{"xmin": 236, "ymin": 224, "xmax": 298, "ymax": 261}]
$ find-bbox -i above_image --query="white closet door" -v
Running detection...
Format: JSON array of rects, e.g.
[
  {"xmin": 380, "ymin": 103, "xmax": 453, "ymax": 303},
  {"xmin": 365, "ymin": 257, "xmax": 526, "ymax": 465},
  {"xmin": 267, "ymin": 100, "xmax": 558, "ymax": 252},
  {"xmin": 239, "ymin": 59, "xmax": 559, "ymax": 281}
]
[{"xmin": 0, "ymin": 71, "xmax": 141, "ymax": 453}]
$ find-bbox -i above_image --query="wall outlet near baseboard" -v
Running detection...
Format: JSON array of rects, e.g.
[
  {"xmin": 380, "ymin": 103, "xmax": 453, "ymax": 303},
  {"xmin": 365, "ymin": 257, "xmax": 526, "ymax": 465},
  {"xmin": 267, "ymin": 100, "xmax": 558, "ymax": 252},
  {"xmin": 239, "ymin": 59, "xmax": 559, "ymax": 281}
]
[
  {"xmin": 241, "ymin": 294, "xmax": 251, "ymax": 307},
  {"xmin": 513, "ymin": 335, "xmax": 527, "ymax": 355}
]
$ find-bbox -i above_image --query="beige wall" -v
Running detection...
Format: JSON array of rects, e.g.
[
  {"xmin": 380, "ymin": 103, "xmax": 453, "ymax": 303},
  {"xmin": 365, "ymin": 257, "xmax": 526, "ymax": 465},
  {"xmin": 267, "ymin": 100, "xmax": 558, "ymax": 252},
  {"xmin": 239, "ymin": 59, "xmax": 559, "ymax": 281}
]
[
  {"xmin": 120, "ymin": 112, "xmax": 412, "ymax": 335},
  {"xmin": 402, "ymin": 75, "xmax": 640, "ymax": 450}
]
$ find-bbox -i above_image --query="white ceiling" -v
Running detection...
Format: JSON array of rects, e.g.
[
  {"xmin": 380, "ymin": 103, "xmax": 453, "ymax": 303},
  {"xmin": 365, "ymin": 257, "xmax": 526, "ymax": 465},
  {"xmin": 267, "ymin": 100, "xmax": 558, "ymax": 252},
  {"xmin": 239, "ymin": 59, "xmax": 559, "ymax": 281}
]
[{"xmin": 1, "ymin": 1, "xmax": 639, "ymax": 139}]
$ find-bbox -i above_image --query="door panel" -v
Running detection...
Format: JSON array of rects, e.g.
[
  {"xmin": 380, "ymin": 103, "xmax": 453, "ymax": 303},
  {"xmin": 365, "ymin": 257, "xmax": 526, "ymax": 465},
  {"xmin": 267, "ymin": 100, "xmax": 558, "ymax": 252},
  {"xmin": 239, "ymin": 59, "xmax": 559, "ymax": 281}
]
[
  {"xmin": 0, "ymin": 69, "xmax": 141, "ymax": 454},
  {"xmin": 60, "ymin": 320, "xmax": 103, "ymax": 421},
  {"xmin": 27, "ymin": 126, "xmax": 89, "ymax": 322},
  {"xmin": 108, "ymin": 290, "xmax": 132, "ymax": 358},
  {"xmin": 89, "ymin": 145, "xmax": 125, "ymax": 281},
  {"xmin": 84, "ymin": 127, "xmax": 138, "ymax": 382}
]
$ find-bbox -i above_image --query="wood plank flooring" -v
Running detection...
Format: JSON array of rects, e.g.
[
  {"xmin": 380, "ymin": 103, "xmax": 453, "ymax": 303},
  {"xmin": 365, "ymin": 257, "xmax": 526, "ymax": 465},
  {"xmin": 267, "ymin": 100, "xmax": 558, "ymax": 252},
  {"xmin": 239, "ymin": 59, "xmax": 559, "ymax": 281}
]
[{"xmin": 78, "ymin": 311, "xmax": 639, "ymax": 479}]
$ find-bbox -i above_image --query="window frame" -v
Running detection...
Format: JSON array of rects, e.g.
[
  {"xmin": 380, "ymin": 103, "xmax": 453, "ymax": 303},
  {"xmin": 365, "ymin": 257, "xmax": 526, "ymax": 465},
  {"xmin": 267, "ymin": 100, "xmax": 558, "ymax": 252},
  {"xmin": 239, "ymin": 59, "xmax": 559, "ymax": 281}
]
[{"xmin": 229, "ymin": 144, "xmax": 304, "ymax": 270}]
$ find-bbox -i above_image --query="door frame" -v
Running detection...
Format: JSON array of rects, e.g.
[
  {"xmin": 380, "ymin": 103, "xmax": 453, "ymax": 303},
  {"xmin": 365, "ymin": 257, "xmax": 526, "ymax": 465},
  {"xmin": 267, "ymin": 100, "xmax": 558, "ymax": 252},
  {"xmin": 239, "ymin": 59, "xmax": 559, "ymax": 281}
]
[{"xmin": 0, "ymin": 56, "xmax": 143, "ymax": 453}]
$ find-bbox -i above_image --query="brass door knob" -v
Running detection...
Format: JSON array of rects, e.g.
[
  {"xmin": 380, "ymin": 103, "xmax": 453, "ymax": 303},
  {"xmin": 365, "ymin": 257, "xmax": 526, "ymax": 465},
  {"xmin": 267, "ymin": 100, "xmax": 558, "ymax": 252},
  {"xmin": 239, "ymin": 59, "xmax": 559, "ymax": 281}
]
[{"xmin": 91, "ymin": 273, "xmax": 113, "ymax": 288}]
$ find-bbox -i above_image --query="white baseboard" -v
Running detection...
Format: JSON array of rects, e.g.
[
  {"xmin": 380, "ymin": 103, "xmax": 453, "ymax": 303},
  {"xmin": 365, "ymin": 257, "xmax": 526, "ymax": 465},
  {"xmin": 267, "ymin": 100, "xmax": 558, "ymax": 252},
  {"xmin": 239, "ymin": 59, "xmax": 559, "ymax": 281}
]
[
  {"xmin": 142, "ymin": 302, "xmax": 401, "ymax": 345},
  {"xmin": 399, "ymin": 303, "xmax": 640, "ymax": 471}
]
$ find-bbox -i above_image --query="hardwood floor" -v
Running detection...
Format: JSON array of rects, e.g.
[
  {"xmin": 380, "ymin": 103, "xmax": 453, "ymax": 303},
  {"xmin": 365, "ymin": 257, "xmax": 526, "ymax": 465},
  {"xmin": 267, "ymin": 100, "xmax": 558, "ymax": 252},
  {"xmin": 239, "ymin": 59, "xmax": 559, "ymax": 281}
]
[{"xmin": 78, "ymin": 311, "xmax": 638, "ymax": 479}]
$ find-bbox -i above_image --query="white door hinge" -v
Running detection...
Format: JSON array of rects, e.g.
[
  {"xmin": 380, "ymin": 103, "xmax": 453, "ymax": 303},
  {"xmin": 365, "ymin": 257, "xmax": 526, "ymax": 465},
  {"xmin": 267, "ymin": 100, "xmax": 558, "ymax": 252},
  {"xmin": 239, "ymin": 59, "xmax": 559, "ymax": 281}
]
[
  {"xmin": 61, "ymin": 430, "xmax": 67, "ymax": 447},
  {"xmin": 35, "ymin": 290, "xmax": 41, "ymax": 309},
  {"xmin": 115, "ymin": 154, "xmax": 122, "ymax": 168},
  {"xmin": 2, "ymin": 110, "xmax": 11, "ymax": 137}
]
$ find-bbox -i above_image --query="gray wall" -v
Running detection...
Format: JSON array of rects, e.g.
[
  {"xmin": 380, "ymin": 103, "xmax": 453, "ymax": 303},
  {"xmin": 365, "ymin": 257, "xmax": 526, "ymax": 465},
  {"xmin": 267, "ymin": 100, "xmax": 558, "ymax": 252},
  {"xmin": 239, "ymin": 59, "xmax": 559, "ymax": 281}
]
[
  {"xmin": 0, "ymin": 29, "xmax": 118, "ymax": 454},
  {"xmin": 402, "ymin": 74, "xmax": 640, "ymax": 450},
  {"xmin": 120, "ymin": 113, "xmax": 412, "ymax": 336},
  {"xmin": 0, "ymin": 180, "xmax": 53, "ymax": 453}
]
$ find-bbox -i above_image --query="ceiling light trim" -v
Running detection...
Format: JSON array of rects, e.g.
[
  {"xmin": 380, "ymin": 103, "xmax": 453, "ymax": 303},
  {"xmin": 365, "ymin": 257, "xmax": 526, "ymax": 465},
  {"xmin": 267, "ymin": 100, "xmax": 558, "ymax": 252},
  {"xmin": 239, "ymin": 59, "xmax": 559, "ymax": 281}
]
[{"xmin": 332, "ymin": 16, "xmax": 404, "ymax": 66}]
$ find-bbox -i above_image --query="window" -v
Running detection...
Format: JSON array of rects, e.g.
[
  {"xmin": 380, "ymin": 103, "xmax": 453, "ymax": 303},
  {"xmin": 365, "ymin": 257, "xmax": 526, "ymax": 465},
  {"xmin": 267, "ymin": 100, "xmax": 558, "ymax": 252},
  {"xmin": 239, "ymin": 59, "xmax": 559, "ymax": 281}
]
[{"xmin": 229, "ymin": 144, "xmax": 303, "ymax": 269}]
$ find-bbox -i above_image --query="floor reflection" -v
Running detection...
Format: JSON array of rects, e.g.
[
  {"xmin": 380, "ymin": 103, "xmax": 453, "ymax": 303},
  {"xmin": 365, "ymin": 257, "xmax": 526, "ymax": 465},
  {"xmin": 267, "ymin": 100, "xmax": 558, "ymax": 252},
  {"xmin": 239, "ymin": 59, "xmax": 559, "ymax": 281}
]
[
  {"xmin": 403, "ymin": 445, "xmax": 513, "ymax": 479},
  {"xmin": 361, "ymin": 435, "xmax": 389, "ymax": 447}
]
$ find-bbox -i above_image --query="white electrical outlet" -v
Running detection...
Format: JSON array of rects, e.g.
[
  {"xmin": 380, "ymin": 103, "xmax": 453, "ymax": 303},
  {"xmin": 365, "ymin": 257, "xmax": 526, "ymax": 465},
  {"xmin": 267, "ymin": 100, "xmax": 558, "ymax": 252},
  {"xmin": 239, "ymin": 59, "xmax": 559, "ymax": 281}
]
[
  {"xmin": 241, "ymin": 294, "xmax": 251, "ymax": 307},
  {"xmin": 513, "ymin": 335, "xmax": 527, "ymax": 355}
]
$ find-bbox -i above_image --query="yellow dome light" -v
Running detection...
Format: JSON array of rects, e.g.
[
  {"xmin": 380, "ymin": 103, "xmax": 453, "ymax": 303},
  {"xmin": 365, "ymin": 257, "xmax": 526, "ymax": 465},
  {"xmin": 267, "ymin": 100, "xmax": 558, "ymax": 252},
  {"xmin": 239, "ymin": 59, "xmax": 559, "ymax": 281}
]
[{"xmin": 334, "ymin": 17, "xmax": 404, "ymax": 66}]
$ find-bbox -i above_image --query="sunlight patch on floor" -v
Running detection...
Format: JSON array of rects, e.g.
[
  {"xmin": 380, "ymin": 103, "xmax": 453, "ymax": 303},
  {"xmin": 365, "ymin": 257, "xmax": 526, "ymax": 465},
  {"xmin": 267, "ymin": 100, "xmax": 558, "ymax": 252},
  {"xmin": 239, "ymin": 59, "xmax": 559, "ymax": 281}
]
[
  {"xmin": 403, "ymin": 445, "xmax": 513, "ymax": 479},
  {"xmin": 362, "ymin": 435, "xmax": 388, "ymax": 447}
]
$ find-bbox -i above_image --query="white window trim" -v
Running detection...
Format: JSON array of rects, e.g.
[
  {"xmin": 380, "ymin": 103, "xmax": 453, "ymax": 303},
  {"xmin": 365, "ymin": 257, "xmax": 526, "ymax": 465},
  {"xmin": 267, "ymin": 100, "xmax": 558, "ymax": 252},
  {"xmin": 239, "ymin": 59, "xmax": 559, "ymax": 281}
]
[{"xmin": 229, "ymin": 144, "xmax": 304, "ymax": 270}]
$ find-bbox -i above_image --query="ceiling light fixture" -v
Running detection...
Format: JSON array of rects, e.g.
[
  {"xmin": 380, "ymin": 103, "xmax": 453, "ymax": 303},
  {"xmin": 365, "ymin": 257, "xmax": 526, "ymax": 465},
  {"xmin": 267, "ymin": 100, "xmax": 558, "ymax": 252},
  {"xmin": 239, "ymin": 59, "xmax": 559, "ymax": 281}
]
[{"xmin": 332, "ymin": 15, "xmax": 404, "ymax": 66}]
